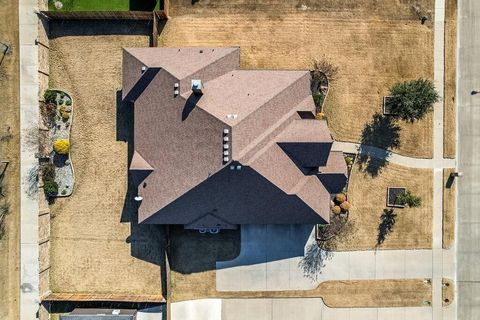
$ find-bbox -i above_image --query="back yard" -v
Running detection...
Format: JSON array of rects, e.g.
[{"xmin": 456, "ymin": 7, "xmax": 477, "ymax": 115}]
[
  {"xmin": 47, "ymin": 27, "xmax": 165, "ymax": 296},
  {"xmin": 159, "ymin": 0, "xmax": 435, "ymax": 158}
]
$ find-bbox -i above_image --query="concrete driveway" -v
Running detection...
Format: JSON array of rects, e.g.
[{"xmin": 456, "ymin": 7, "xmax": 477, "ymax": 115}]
[
  {"xmin": 215, "ymin": 225, "xmax": 435, "ymax": 292},
  {"xmin": 216, "ymin": 225, "xmax": 318, "ymax": 291}
]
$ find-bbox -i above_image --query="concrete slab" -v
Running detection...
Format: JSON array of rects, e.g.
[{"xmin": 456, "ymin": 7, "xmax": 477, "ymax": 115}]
[
  {"xmin": 222, "ymin": 299, "xmax": 270, "ymax": 320},
  {"xmin": 271, "ymin": 298, "xmax": 323, "ymax": 320},
  {"xmin": 404, "ymin": 250, "xmax": 433, "ymax": 278},
  {"xmin": 374, "ymin": 250, "xmax": 405, "ymax": 279},
  {"xmin": 171, "ymin": 299, "xmax": 221, "ymax": 320},
  {"xmin": 348, "ymin": 251, "xmax": 375, "ymax": 279}
]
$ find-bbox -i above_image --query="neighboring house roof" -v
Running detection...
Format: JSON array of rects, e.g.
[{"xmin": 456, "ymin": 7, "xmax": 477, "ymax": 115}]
[{"xmin": 123, "ymin": 47, "xmax": 347, "ymax": 227}]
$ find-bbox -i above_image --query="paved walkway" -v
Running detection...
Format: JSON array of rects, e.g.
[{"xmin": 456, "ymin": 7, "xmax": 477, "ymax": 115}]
[{"xmin": 19, "ymin": 0, "xmax": 40, "ymax": 319}]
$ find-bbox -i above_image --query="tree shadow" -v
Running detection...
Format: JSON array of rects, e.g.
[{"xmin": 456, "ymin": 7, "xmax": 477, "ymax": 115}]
[
  {"xmin": 357, "ymin": 113, "xmax": 401, "ymax": 177},
  {"xmin": 116, "ymin": 90, "xmax": 168, "ymax": 297},
  {"xmin": 298, "ymin": 240, "xmax": 334, "ymax": 282},
  {"xmin": 376, "ymin": 208, "xmax": 397, "ymax": 246}
]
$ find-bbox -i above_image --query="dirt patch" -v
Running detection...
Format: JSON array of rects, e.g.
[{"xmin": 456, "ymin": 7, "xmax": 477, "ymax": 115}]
[
  {"xmin": 443, "ymin": 168, "xmax": 456, "ymax": 249},
  {"xmin": 444, "ymin": 0, "xmax": 457, "ymax": 159},
  {"xmin": 335, "ymin": 159, "xmax": 433, "ymax": 250},
  {"xmin": 160, "ymin": 1, "xmax": 434, "ymax": 158},
  {"xmin": 0, "ymin": 0, "xmax": 20, "ymax": 318},
  {"xmin": 48, "ymin": 34, "xmax": 166, "ymax": 295}
]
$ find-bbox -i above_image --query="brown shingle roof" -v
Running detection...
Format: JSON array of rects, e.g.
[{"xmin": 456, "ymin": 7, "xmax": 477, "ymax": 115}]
[{"xmin": 123, "ymin": 47, "xmax": 346, "ymax": 226}]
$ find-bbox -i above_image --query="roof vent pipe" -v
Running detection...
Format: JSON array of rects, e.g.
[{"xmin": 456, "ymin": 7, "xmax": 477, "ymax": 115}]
[{"xmin": 191, "ymin": 79, "xmax": 203, "ymax": 95}]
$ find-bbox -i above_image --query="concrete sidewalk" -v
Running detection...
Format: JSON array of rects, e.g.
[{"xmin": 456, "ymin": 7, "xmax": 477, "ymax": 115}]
[
  {"xmin": 19, "ymin": 0, "xmax": 40, "ymax": 319},
  {"xmin": 171, "ymin": 298, "xmax": 434, "ymax": 320}
]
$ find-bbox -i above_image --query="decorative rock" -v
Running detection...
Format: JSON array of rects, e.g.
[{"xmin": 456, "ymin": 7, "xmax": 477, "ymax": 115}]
[{"xmin": 65, "ymin": 159, "xmax": 70, "ymax": 165}]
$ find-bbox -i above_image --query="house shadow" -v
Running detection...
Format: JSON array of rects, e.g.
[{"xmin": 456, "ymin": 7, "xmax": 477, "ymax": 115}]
[
  {"xmin": 215, "ymin": 224, "xmax": 314, "ymax": 270},
  {"xmin": 116, "ymin": 90, "xmax": 168, "ymax": 297},
  {"xmin": 357, "ymin": 113, "xmax": 401, "ymax": 177}
]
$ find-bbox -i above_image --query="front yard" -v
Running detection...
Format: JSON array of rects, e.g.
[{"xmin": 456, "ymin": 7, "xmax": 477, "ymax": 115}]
[
  {"xmin": 337, "ymin": 159, "xmax": 433, "ymax": 250},
  {"xmin": 160, "ymin": 0, "xmax": 435, "ymax": 158}
]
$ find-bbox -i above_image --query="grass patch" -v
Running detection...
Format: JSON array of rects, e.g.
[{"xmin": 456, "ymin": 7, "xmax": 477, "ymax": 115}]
[
  {"xmin": 48, "ymin": 0, "xmax": 160, "ymax": 11},
  {"xmin": 444, "ymin": 0, "xmax": 457, "ymax": 159},
  {"xmin": 443, "ymin": 168, "xmax": 456, "ymax": 249},
  {"xmin": 335, "ymin": 159, "xmax": 433, "ymax": 250}
]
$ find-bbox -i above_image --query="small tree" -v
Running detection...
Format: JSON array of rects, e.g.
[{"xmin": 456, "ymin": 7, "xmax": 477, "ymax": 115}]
[
  {"xmin": 395, "ymin": 190, "xmax": 422, "ymax": 208},
  {"xmin": 387, "ymin": 79, "xmax": 439, "ymax": 122},
  {"xmin": 53, "ymin": 139, "xmax": 69, "ymax": 154}
]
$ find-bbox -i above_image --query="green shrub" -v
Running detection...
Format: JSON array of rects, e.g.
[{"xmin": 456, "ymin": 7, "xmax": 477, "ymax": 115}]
[
  {"xmin": 313, "ymin": 93, "xmax": 325, "ymax": 112},
  {"xmin": 43, "ymin": 180, "xmax": 58, "ymax": 196},
  {"xmin": 43, "ymin": 90, "xmax": 57, "ymax": 104},
  {"xmin": 61, "ymin": 189, "xmax": 67, "ymax": 195},
  {"xmin": 65, "ymin": 100, "xmax": 72, "ymax": 106},
  {"xmin": 395, "ymin": 190, "xmax": 422, "ymax": 208}
]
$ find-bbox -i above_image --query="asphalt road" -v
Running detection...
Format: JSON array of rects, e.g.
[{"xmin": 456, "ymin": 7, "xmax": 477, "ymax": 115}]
[{"xmin": 457, "ymin": 0, "xmax": 480, "ymax": 318}]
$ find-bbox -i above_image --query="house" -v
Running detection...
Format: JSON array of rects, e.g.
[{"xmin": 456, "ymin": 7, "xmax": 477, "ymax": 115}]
[
  {"xmin": 60, "ymin": 309, "xmax": 136, "ymax": 320},
  {"xmin": 122, "ymin": 47, "xmax": 347, "ymax": 230}
]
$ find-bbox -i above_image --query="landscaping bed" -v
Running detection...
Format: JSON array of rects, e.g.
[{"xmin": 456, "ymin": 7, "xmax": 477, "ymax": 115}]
[{"xmin": 41, "ymin": 89, "xmax": 74, "ymax": 198}]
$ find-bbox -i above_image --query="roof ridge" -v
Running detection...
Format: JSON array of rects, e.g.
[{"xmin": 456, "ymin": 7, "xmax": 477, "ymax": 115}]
[
  {"xmin": 231, "ymin": 70, "xmax": 309, "ymax": 127},
  {"xmin": 177, "ymin": 47, "xmax": 239, "ymax": 82},
  {"xmin": 241, "ymin": 109, "xmax": 299, "ymax": 164}
]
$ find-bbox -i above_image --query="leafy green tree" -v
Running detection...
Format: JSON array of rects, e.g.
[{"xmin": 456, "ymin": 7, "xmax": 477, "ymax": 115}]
[{"xmin": 387, "ymin": 79, "xmax": 439, "ymax": 122}]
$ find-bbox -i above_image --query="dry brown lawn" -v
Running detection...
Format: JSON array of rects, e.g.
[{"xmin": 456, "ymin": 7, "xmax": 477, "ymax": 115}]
[
  {"xmin": 0, "ymin": 0, "xmax": 20, "ymax": 318},
  {"xmin": 48, "ymin": 33, "xmax": 166, "ymax": 295},
  {"xmin": 443, "ymin": 168, "xmax": 456, "ymax": 249},
  {"xmin": 443, "ymin": 278, "xmax": 454, "ymax": 306},
  {"xmin": 160, "ymin": 0, "xmax": 434, "ymax": 158},
  {"xmin": 171, "ymin": 269, "xmax": 431, "ymax": 307},
  {"xmin": 444, "ymin": 0, "xmax": 457, "ymax": 158},
  {"xmin": 336, "ymin": 159, "xmax": 433, "ymax": 250}
]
